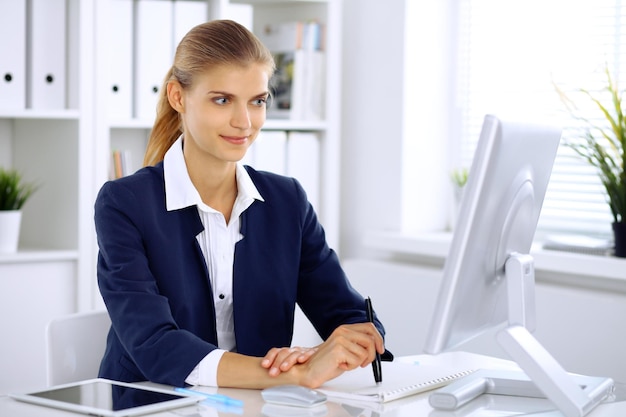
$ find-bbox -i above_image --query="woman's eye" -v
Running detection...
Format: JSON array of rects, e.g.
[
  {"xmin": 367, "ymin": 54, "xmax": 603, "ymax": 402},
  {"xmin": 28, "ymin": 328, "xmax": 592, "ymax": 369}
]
[
  {"xmin": 253, "ymin": 97, "xmax": 267, "ymax": 106},
  {"xmin": 214, "ymin": 97, "xmax": 229, "ymax": 105}
]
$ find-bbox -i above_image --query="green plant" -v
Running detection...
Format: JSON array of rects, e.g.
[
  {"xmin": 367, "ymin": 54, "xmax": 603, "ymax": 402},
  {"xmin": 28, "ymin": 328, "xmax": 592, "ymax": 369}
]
[
  {"xmin": 555, "ymin": 66, "xmax": 626, "ymax": 224},
  {"xmin": 450, "ymin": 167, "xmax": 469, "ymax": 188},
  {"xmin": 0, "ymin": 167, "xmax": 38, "ymax": 211}
]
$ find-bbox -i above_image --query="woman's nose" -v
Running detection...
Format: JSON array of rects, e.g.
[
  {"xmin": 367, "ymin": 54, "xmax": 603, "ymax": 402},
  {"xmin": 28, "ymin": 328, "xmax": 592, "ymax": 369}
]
[{"xmin": 231, "ymin": 104, "xmax": 251, "ymax": 129}]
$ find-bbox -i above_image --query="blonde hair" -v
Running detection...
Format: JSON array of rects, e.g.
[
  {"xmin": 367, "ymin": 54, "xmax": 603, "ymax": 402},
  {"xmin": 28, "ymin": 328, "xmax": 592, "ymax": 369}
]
[{"xmin": 143, "ymin": 20, "xmax": 275, "ymax": 166}]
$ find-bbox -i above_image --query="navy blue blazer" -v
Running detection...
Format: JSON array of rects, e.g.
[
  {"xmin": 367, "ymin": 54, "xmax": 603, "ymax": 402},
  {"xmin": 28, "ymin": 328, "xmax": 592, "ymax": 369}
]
[{"xmin": 94, "ymin": 163, "xmax": 386, "ymax": 387}]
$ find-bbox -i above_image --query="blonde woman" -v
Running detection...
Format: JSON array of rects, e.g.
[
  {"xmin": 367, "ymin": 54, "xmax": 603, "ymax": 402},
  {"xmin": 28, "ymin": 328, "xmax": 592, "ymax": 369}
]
[{"xmin": 95, "ymin": 20, "xmax": 389, "ymax": 390}]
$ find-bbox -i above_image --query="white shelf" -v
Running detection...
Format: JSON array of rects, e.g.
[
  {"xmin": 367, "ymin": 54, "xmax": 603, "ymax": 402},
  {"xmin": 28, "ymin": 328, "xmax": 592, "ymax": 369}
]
[
  {"xmin": 232, "ymin": 0, "xmax": 329, "ymax": 4},
  {"xmin": 108, "ymin": 118, "xmax": 328, "ymax": 132},
  {"xmin": 108, "ymin": 119, "xmax": 153, "ymax": 129},
  {"xmin": 263, "ymin": 119, "xmax": 328, "ymax": 131},
  {"xmin": 0, "ymin": 249, "xmax": 78, "ymax": 264},
  {"xmin": 0, "ymin": 109, "xmax": 80, "ymax": 120}
]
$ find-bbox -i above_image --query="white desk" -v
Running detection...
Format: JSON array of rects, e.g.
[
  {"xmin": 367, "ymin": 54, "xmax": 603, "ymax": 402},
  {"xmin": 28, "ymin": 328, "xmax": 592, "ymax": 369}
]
[
  {"xmin": 2, "ymin": 353, "xmax": 625, "ymax": 417},
  {"xmin": 3, "ymin": 387, "xmax": 626, "ymax": 417}
]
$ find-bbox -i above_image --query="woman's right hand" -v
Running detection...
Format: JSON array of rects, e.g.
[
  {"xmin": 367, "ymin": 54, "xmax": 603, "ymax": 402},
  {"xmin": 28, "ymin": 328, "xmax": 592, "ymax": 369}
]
[{"xmin": 292, "ymin": 322, "xmax": 385, "ymax": 388}]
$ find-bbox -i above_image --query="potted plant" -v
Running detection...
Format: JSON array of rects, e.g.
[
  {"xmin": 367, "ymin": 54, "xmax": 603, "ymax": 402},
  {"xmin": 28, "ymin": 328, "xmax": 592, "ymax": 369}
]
[
  {"xmin": 449, "ymin": 167, "xmax": 469, "ymax": 230},
  {"xmin": 0, "ymin": 167, "xmax": 38, "ymax": 253},
  {"xmin": 555, "ymin": 66, "xmax": 626, "ymax": 257}
]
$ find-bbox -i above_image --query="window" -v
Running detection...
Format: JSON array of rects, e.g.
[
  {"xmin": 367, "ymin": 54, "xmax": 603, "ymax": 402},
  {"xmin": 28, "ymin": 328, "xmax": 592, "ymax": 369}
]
[{"xmin": 456, "ymin": 0, "xmax": 626, "ymax": 240}]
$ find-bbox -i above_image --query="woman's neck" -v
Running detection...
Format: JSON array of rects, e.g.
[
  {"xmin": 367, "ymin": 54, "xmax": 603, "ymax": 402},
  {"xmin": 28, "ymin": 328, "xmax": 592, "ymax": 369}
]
[{"xmin": 187, "ymin": 157, "xmax": 238, "ymax": 223}]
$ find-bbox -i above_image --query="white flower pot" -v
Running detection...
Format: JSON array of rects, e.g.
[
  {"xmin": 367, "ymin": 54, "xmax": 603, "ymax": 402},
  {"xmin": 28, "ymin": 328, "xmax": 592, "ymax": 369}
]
[{"xmin": 0, "ymin": 210, "xmax": 22, "ymax": 253}]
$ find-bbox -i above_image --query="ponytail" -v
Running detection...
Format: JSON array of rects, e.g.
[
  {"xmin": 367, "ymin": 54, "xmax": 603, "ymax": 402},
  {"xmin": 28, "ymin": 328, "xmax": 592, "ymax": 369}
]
[{"xmin": 143, "ymin": 69, "xmax": 182, "ymax": 166}]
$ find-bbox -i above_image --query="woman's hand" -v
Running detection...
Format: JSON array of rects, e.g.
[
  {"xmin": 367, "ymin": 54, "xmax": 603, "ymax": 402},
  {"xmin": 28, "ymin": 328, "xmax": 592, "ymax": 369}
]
[
  {"xmin": 261, "ymin": 346, "xmax": 318, "ymax": 377},
  {"xmin": 217, "ymin": 323, "xmax": 384, "ymax": 389},
  {"xmin": 261, "ymin": 322, "xmax": 385, "ymax": 388},
  {"xmin": 299, "ymin": 322, "xmax": 385, "ymax": 387}
]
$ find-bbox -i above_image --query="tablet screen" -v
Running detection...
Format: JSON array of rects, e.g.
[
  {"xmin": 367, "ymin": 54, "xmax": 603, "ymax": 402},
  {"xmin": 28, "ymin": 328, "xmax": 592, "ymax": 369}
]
[{"xmin": 10, "ymin": 379, "xmax": 200, "ymax": 416}]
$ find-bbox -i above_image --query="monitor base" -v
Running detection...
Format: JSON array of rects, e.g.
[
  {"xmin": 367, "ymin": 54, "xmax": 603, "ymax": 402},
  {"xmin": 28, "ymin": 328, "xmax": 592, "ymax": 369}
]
[{"xmin": 429, "ymin": 254, "xmax": 614, "ymax": 417}]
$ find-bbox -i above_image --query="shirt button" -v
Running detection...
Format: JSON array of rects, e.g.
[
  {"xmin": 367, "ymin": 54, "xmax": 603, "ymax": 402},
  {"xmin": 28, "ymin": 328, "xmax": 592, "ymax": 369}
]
[{"xmin": 219, "ymin": 294, "xmax": 225, "ymax": 300}]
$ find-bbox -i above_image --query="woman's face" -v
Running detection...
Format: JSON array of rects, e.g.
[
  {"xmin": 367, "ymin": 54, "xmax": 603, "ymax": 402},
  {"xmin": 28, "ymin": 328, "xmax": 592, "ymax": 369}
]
[{"xmin": 178, "ymin": 63, "xmax": 270, "ymax": 166}]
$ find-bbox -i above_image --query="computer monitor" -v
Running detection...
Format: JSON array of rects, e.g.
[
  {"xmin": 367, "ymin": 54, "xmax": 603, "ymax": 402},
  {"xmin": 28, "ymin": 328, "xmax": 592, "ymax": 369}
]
[{"xmin": 423, "ymin": 115, "xmax": 614, "ymax": 417}]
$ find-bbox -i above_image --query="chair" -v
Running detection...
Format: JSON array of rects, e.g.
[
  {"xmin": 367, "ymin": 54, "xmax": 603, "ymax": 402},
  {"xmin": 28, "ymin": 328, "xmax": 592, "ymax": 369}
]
[{"xmin": 45, "ymin": 310, "xmax": 111, "ymax": 386}]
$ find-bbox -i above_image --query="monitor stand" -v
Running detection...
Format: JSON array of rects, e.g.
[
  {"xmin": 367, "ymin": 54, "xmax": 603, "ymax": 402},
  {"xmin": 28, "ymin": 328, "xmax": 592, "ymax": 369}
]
[{"xmin": 429, "ymin": 254, "xmax": 615, "ymax": 417}]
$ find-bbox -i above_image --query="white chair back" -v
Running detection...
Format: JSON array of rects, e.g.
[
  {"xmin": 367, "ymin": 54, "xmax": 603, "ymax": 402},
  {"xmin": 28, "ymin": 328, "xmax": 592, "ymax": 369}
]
[{"xmin": 45, "ymin": 310, "xmax": 111, "ymax": 386}]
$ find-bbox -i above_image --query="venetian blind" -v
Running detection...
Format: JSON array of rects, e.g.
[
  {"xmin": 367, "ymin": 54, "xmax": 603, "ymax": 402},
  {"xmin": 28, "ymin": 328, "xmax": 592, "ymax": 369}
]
[{"xmin": 456, "ymin": 0, "xmax": 626, "ymax": 240}]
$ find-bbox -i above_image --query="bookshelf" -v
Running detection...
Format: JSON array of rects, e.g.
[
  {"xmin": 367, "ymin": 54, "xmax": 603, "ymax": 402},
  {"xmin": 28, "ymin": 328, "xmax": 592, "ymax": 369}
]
[{"xmin": 0, "ymin": 0, "xmax": 95, "ymax": 394}]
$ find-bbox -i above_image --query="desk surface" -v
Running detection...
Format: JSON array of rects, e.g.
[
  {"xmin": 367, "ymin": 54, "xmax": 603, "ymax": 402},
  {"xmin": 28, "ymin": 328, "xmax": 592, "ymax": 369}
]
[{"xmin": 3, "ymin": 353, "xmax": 625, "ymax": 417}]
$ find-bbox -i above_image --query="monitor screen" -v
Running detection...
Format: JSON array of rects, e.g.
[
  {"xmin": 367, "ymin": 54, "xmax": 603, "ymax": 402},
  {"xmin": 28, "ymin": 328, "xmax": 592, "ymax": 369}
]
[{"xmin": 424, "ymin": 114, "xmax": 561, "ymax": 354}]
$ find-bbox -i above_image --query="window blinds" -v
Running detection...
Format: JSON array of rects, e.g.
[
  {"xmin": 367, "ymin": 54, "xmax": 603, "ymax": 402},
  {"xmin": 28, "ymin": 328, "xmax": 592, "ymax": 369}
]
[{"xmin": 456, "ymin": 0, "xmax": 626, "ymax": 240}]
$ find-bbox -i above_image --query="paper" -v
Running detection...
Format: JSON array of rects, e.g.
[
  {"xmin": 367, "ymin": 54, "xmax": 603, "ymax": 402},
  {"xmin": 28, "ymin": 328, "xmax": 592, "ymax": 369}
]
[{"xmin": 318, "ymin": 352, "xmax": 477, "ymax": 403}]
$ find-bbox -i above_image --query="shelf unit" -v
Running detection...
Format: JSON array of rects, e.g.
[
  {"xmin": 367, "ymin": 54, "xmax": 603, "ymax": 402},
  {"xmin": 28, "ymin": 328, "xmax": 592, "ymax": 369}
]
[
  {"xmin": 0, "ymin": 0, "xmax": 95, "ymax": 288},
  {"xmin": 0, "ymin": 0, "xmax": 95, "ymax": 394}
]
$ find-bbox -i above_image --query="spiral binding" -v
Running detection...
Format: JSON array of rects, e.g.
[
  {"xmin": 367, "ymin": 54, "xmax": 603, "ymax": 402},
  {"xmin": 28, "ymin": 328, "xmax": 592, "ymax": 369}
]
[{"xmin": 384, "ymin": 369, "xmax": 476, "ymax": 398}]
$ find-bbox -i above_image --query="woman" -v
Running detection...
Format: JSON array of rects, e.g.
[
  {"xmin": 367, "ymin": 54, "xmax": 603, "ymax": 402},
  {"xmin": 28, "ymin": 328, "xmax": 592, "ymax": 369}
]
[{"xmin": 95, "ymin": 20, "xmax": 387, "ymax": 390}]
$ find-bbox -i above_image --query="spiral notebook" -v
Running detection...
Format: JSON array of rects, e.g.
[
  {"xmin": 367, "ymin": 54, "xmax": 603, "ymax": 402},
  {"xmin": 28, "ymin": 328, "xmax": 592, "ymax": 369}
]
[{"xmin": 318, "ymin": 351, "xmax": 479, "ymax": 404}]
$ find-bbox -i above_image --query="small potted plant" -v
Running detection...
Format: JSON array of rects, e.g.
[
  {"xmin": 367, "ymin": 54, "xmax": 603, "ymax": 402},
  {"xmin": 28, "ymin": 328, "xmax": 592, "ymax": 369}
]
[
  {"xmin": 0, "ymin": 167, "xmax": 38, "ymax": 253},
  {"xmin": 555, "ymin": 65, "xmax": 626, "ymax": 256},
  {"xmin": 449, "ymin": 167, "xmax": 469, "ymax": 230}
]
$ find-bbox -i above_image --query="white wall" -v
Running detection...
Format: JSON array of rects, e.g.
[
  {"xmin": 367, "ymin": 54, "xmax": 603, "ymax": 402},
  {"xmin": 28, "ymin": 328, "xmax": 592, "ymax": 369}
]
[
  {"xmin": 339, "ymin": 0, "xmax": 405, "ymax": 258},
  {"xmin": 339, "ymin": 0, "xmax": 455, "ymax": 259}
]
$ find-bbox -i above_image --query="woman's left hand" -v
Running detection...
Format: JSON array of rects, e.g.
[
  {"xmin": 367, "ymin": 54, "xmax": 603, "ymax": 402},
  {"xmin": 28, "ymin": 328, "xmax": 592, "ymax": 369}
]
[{"xmin": 261, "ymin": 346, "xmax": 319, "ymax": 376}]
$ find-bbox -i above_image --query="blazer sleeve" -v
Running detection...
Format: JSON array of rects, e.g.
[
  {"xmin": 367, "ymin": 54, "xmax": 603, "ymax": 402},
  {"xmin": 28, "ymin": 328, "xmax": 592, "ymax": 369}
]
[
  {"xmin": 288, "ymin": 178, "xmax": 388, "ymax": 342},
  {"xmin": 95, "ymin": 177, "xmax": 215, "ymax": 386}
]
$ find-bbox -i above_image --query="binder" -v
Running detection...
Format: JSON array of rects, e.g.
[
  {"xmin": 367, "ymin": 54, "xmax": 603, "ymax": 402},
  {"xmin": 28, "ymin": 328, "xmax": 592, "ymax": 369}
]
[
  {"xmin": 302, "ymin": 50, "xmax": 325, "ymax": 121},
  {"xmin": 173, "ymin": 1, "xmax": 208, "ymax": 49},
  {"xmin": 27, "ymin": 0, "xmax": 67, "ymax": 110},
  {"xmin": 106, "ymin": 0, "xmax": 133, "ymax": 120},
  {"xmin": 248, "ymin": 131, "xmax": 287, "ymax": 175},
  {"xmin": 0, "ymin": 0, "xmax": 26, "ymax": 110},
  {"xmin": 286, "ymin": 132, "xmax": 320, "ymax": 211},
  {"xmin": 134, "ymin": 0, "xmax": 173, "ymax": 121}
]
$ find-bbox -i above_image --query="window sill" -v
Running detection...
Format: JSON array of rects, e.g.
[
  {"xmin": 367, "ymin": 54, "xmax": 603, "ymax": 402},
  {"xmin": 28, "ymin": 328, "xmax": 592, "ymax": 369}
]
[{"xmin": 363, "ymin": 231, "xmax": 626, "ymax": 294}]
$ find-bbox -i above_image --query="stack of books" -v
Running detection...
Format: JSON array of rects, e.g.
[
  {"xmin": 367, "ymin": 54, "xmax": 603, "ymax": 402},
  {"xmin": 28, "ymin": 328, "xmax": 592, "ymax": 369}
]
[
  {"xmin": 258, "ymin": 21, "xmax": 325, "ymax": 121},
  {"xmin": 111, "ymin": 150, "xmax": 132, "ymax": 179}
]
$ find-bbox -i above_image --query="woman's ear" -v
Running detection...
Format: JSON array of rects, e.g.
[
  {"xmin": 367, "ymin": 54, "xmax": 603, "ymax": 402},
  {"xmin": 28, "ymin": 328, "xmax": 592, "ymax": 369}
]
[{"xmin": 167, "ymin": 80, "xmax": 185, "ymax": 113}]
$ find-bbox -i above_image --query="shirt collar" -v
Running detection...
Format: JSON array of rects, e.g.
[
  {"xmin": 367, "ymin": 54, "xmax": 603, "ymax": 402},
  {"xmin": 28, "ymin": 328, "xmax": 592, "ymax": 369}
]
[{"xmin": 163, "ymin": 136, "xmax": 264, "ymax": 212}]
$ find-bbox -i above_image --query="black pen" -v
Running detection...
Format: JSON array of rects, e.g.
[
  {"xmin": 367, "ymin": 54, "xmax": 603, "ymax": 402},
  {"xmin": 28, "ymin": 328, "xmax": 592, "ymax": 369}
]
[{"xmin": 365, "ymin": 296, "xmax": 382, "ymax": 384}]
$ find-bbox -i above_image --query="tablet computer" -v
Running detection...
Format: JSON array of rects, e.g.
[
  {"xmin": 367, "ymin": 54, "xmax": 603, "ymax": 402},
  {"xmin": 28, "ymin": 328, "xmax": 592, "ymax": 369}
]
[{"xmin": 9, "ymin": 378, "xmax": 202, "ymax": 416}]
